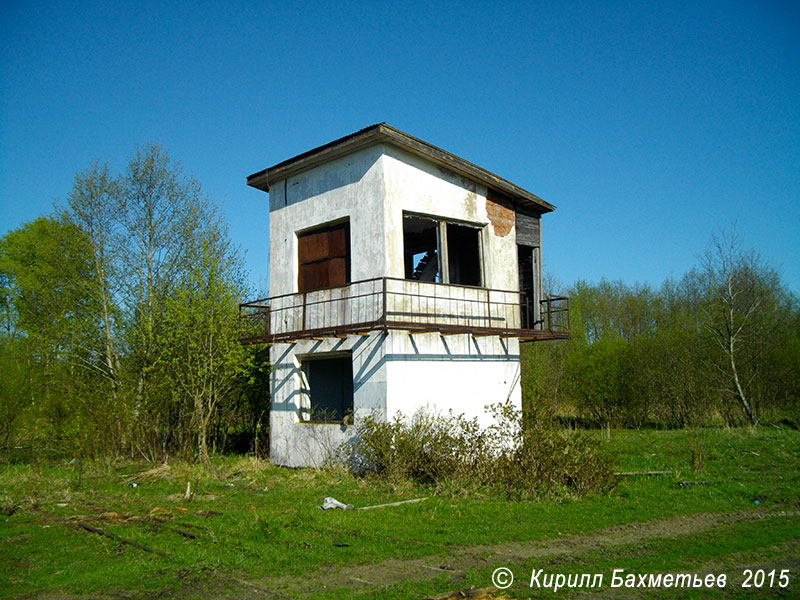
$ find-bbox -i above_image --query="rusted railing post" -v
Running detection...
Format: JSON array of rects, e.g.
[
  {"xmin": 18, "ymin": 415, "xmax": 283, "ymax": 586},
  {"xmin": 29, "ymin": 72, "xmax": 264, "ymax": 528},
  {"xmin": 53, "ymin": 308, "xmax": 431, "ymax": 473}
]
[
  {"xmin": 381, "ymin": 277, "xmax": 387, "ymax": 328},
  {"xmin": 546, "ymin": 297, "xmax": 552, "ymax": 331}
]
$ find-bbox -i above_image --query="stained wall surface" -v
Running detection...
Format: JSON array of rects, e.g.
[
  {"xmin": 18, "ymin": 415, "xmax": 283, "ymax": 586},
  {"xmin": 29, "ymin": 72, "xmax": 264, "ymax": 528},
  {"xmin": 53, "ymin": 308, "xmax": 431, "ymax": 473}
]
[{"xmin": 267, "ymin": 142, "xmax": 523, "ymax": 467}]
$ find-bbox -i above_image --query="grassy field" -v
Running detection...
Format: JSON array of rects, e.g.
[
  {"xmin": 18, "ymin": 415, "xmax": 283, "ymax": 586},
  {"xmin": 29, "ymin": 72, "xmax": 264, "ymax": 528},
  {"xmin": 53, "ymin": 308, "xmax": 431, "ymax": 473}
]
[{"xmin": 2, "ymin": 427, "xmax": 799, "ymax": 599}]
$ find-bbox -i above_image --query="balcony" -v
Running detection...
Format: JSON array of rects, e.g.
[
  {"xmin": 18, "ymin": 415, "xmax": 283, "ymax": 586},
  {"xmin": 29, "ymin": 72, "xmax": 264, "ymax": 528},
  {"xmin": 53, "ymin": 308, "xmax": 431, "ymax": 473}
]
[{"xmin": 239, "ymin": 277, "xmax": 569, "ymax": 345}]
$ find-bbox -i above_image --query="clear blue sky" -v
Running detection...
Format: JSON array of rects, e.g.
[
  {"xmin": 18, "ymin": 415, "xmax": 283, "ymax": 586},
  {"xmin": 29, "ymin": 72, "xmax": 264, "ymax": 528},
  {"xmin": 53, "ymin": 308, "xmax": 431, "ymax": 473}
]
[{"xmin": 2, "ymin": 0, "xmax": 799, "ymax": 295}]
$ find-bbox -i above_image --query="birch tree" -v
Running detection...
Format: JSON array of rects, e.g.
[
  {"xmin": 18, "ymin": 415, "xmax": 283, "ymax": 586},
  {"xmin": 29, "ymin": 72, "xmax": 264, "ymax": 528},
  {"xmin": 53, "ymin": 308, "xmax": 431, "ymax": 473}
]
[
  {"xmin": 63, "ymin": 162, "xmax": 122, "ymax": 394},
  {"xmin": 694, "ymin": 230, "xmax": 783, "ymax": 425},
  {"xmin": 118, "ymin": 145, "xmax": 209, "ymax": 416}
]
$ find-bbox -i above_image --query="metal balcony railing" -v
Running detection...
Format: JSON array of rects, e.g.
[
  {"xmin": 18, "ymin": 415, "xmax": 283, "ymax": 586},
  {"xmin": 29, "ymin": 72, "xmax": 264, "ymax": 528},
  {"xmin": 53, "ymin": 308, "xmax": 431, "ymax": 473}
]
[{"xmin": 239, "ymin": 277, "xmax": 569, "ymax": 344}]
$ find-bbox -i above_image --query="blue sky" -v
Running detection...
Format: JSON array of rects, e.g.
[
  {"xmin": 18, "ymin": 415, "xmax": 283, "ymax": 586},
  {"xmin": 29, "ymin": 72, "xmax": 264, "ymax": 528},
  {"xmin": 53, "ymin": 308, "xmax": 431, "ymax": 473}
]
[{"xmin": 2, "ymin": 0, "xmax": 799, "ymax": 295}]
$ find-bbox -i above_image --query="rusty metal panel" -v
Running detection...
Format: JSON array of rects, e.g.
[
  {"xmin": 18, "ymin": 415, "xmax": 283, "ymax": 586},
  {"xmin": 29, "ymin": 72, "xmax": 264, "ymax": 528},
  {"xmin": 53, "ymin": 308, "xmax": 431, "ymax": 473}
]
[
  {"xmin": 328, "ymin": 224, "xmax": 348, "ymax": 257},
  {"xmin": 299, "ymin": 262, "xmax": 329, "ymax": 293},
  {"xmin": 328, "ymin": 257, "xmax": 347, "ymax": 287},
  {"xmin": 297, "ymin": 222, "xmax": 350, "ymax": 293},
  {"xmin": 298, "ymin": 229, "xmax": 329, "ymax": 263}
]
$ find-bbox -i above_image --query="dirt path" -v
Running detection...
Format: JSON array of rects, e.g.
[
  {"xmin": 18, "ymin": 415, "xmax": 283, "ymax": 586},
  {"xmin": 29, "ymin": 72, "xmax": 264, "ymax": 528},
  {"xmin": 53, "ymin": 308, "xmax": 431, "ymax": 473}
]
[
  {"xmin": 27, "ymin": 508, "xmax": 799, "ymax": 600},
  {"xmin": 237, "ymin": 508, "xmax": 799, "ymax": 598}
]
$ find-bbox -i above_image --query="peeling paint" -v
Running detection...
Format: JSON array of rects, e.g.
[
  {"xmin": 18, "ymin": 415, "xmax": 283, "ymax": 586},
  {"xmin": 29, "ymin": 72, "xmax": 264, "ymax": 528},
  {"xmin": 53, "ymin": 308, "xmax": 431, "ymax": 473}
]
[
  {"xmin": 486, "ymin": 190, "xmax": 514, "ymax": 237},
  {"xmin": 462, "ymin": 191, "xmax": 477, "ymax": 220}
]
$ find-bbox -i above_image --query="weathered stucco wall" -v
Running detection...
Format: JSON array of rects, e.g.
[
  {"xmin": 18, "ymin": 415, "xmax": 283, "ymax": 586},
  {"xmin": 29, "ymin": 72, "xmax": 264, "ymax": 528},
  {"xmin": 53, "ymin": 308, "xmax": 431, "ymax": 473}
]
[
  {"xmin": 384, "ymin": 330, "xmax": 520, "ymax": 427},
  {"xmin": 266, "ymin": 142, "xmax": 523, "ymax": 467},
  {"xmin": 269, "ymin": 330, "xmax": 521, "ymax": 467},
  {"xmin": 268, "ymin": 144, "xmax": 388, "ymax": 297},
  {"xmin": 269, "ymin": 332, "xmax": 388, "ymax": 467},
  {"xmin": 381, "ymin": 145, "xmax": 519, "ymax": 291}
]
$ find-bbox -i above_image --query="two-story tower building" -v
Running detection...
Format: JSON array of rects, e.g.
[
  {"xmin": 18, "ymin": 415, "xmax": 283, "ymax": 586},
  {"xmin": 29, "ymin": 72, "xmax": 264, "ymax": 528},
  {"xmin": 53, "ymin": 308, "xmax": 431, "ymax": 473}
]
[{"xmin": 243, "ymin": 124, "xmax": 568, "ymax": 467}]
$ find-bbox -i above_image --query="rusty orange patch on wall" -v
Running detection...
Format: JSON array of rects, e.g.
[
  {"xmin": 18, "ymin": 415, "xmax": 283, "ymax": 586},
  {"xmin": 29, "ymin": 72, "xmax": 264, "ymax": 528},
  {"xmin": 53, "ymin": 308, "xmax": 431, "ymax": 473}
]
[{"xmin": 486, "ymin": 190, "xmax": 514, "ymax": 237}]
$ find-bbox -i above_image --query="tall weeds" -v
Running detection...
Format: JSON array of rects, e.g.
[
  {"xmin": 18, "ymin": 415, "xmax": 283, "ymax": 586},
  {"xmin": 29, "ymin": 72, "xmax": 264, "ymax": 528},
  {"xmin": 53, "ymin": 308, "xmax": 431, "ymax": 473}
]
[{"xmin": 343, "ymin": 404, "xmax": 616, "ymax": 499}]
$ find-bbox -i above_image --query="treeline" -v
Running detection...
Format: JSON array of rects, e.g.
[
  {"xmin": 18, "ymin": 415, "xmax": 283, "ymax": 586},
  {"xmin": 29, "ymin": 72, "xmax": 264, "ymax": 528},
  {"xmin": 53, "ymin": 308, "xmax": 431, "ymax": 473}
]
[
  {"xmin": 0, "ymin": 145, "xmax": 270, "ymax": 462},
  {"xmin": 523, "ymin": 233, "xmax": 800, "ymax": 428},
  {"xmin": 2, "ymin": 146, "xmax": 797, "ymax": 464}
]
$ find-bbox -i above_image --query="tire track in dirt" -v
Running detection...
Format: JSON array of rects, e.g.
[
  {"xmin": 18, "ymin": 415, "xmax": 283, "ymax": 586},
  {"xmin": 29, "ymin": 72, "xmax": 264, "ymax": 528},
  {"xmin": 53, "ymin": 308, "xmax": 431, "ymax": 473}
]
[{"xmin": 250, "ymin": 509, "xmax": 799, "ymax": 598}]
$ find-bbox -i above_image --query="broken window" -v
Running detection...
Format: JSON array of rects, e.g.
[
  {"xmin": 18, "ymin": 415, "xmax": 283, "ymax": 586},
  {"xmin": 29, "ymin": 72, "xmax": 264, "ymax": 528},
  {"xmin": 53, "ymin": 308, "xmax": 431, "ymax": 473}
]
[
  {"xmin": 403, "ymin": 215, "xmax": 440, "ymax": 282},
  {"xmin": 297, "ymin": 221, "xmax": 350, "ymax": 293},
  {"xmin": 403, "ymin": 213, "xmax": 482, "ymax": 286},
  {"xmin": 302, "ymin": 354, "xmax": 354, "ymax": 423},
  {"xmin": 447, "ymin": 223, "xmax": 481, "ymax": 287}
]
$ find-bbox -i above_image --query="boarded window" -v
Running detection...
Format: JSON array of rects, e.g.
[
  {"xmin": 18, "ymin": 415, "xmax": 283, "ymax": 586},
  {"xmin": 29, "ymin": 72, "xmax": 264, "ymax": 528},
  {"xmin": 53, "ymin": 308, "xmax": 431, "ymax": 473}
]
[
  {"xmin": 297, "ymin": 221, "xmax": 350, "ymax": 293},
  {"xmin": 302, "ymin": 355, "xmax": 353, "ymax": 423},
  {"xmin": 515, "ymin": 210, "xmax": 540, "ymax": 247}
]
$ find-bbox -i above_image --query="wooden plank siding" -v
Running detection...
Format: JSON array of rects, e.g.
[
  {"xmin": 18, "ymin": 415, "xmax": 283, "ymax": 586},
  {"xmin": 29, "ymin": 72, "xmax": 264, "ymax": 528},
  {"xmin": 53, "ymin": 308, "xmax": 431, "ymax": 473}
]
[{"xmin": 515, "ymin": 210, "xmax": 541, "ymax": 247}]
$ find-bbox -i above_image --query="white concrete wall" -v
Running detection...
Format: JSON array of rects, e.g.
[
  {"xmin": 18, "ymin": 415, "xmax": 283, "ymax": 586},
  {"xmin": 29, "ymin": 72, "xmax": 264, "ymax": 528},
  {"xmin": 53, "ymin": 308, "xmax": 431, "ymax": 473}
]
[
  {"xmin": 268, "ymin": 330, "xmax": 521, "ymax": 467},
  {"xmin": 381, "ymin": 145, "xmax": 520, "ymax": 291},
  {"xmin": 269, "ymin": 332, "xmax": 388, "ymax": 468},
  {"xmin": 266, "ymin": 142, "xmax": 523, "ymax": 467},
  {"xmin": 384, "ymin": 330, "xmax": 521, "ymax": 428},
  {"xmin": 268, "ymin": 144, "xmax": 388, "ymax": 297}
]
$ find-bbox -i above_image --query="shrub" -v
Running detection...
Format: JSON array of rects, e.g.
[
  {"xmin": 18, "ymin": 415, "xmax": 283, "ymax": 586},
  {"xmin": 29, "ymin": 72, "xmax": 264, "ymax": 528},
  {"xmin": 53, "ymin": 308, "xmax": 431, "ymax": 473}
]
[{"xmin": 343, "ymin": 404, "xmax": 616, "ymax": 499}]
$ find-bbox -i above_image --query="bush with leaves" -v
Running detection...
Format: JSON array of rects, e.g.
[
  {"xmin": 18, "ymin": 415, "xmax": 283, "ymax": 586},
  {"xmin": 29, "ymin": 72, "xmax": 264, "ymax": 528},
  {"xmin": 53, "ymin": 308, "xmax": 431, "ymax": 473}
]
[{"xmin": 343, "ymin": 404, "xmax": 616, "ymax": 499}]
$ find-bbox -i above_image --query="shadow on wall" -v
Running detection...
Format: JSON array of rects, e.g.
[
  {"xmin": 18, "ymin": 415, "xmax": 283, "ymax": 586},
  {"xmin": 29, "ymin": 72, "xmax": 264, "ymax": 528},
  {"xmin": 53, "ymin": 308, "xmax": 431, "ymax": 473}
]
[
  {"xmin": 271, "ymin": 332, "xmax": 518, "ymax": 416},
  {"xmin": 273, "ymin": 150, "xmax": 379, "ymax": 211}
]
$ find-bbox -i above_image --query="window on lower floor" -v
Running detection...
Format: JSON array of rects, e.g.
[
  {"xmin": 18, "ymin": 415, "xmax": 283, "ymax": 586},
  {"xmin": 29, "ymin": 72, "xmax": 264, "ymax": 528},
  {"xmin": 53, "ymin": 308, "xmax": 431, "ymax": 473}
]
[
  {"xmin": 301, "ymin": 354, "xmax": 354, "ymax": 423},
  {"xmin": 402, "ymin": 213, "xmax": 482, "ymax": 286}
]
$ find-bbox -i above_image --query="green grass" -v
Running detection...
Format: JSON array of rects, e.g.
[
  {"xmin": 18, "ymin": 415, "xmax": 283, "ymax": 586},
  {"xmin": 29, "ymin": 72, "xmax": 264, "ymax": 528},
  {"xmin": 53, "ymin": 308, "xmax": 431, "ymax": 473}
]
[{"xmin": 2, "ymin": 427, "xmax": 799, "ymax": 598}]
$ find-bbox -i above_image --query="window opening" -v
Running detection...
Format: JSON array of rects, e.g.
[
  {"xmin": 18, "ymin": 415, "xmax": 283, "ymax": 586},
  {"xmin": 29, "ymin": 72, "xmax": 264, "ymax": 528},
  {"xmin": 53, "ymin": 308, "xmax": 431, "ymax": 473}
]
[
  {"xmin": 403, "ymin": 215, "xmax": 440, "ymax": 282},
  {"xmin": 447, "ymin": 223, "xmax": 481, "ymax": 286},
  {"xmin": 297, "ymin": 221, "xmax": 350, "ymax": 293},
  {"xmin": 302, "ymin": 355, "xmax": 353, "ymax": 423},
  {"xmin": 403, "ymin": 213, "xmax": 482, "ymax": 286}
]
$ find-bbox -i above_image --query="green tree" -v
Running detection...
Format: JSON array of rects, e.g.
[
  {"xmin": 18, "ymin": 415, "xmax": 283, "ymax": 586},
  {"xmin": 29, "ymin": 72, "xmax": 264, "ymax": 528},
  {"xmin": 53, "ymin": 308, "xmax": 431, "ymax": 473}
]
[
  {"xmin": 564, "ymin": 336, "xmax": 633, "ymax": 426},
  {"xmin": 161, "ymin": 231, "xmax": 249, "ymax": 466},
  {"xmin": 0, "ymin": 337, "xmax": 34, "ymax": 446},
  {"xmin": 1, "ymin": 145, "xmax": 256, "ymax": 459},
  {"xmin": 0, "ymin": 217, "xmax": 95, "ymax": 349},
  {"xmin": 234, "ymin": 344, "xmax": 272, "ymax": 456},
  {"xmin": 113, "ymin": 144, "xmax": 232, "ymax": 458},
  {"xmin": 520, "ymin": 339, "xmax": 568, "ymax": 427},
  {"xmin": 0, "ymin": 217, "xmax": 97, "ymax": 450}
]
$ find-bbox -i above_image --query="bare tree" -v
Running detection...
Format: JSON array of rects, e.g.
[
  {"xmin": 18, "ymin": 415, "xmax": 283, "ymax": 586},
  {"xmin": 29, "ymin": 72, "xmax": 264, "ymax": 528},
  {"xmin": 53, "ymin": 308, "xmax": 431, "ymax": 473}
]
[
  {"xmin": 63, "ymin": 162, "xmax": 122, "ymax": 393},
  {"xmin": 696, "ymin": 229, "xmax": 781, "ymax": 425}
]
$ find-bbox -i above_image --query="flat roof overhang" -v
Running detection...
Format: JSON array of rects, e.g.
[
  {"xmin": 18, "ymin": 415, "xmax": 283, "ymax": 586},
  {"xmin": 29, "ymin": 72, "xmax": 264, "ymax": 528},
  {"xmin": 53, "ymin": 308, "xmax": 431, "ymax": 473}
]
[{"xmin": 246, "ymin": 123, "xmax": 555, "ymax": 214}]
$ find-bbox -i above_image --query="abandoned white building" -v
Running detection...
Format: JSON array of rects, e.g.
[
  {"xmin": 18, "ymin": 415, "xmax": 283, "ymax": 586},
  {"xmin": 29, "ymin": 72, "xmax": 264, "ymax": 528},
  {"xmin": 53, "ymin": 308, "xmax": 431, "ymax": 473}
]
[{"xmin": 241, "ymin": 124, "xmax": 568, "ymax": 467}]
